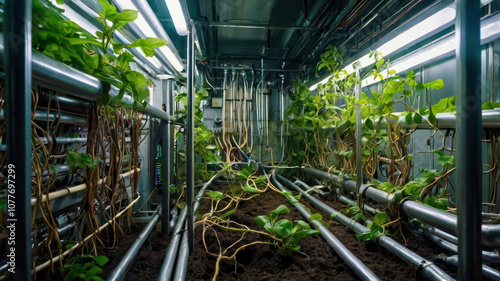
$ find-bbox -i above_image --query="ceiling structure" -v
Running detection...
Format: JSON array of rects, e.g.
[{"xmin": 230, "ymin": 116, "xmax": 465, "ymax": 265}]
[{"xmin": 149, "ymin": 0, "xmax": 445, "ymax": 80}]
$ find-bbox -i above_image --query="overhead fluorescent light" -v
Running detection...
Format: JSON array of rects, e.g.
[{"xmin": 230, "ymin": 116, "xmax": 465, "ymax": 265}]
[
  {"xmin": 115, "ymin": 0, "xmax": 185, "ymax": 72},
  {"xmin": 309, "ymin": 6, "xmax": 456, "ymax": 91},
  {"xmin": 361, "ymin": 15, "xmax": 500, "ymax": 87},
  {"xmin": 165, "ymin": 0, "xmax": 189, "ymax": 36},
  {"xmin": 160, "ymin": 46, "xmax": 184, "ymax": 72},
  {"xmin": 377, "ymin": 7, "xmax": 456, "ymax": 56},
  {"xmin": 50, "ymin": 2, "xmax": 100, "ymax": 36}
]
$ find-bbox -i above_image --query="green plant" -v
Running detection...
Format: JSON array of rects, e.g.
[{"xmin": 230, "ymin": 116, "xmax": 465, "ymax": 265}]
[
  {"xmin": 356, "ymin": 212, "xmax": 388, "ymax": 242},
  {"xmin": 254, "ymin": 205, "xmax": 319, "ymax": 255},
  {"xmin": 61, "ymin": 255, "xmax": 109, "ymax": 281},
  {"xmin": 33, "ymin": 0, "xmax": 167, "ymax": 107},
  {"xmin": 174, "ymin": 89, "xmax": 221, "ymax": 180},
  {"xmin": 65, "ymin": 151, "xmax": 100, "ymax": 171}
]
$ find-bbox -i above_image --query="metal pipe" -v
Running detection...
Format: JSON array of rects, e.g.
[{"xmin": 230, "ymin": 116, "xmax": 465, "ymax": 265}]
[
  {"xmin": 0, "ymin": 34, "xmax": 170, "ymax": 121},
  {"xmin": 422, "ymin": 225, "xmax": 500, "ymax": 264},
  {"xmin": 35, "ymin": 197, "xmax": 140, "ymax": 273},
  {"xmin": 442, "ymin": 255, "xmax": 500, "ymax": 280},
  {"xmin": 339, "ymin": 195, "xmax": 378, "ymax": 216},
  {"xmin": 158, "ymin": 207, "xmax": 187, "ymax": 281},
  {"xmin": 373, "ymin": 110, "xmax": 500, "ymax": 129},
  {"xmin": 303, "ymin": 167, "xmax": 500, "ymax": 247},
  {"xmin": 161, "ymin": 120, "xmax": 170, "ymax": 235},
  {"xmin": 158, "ymin": 169, "xmax": 223, "ymax": 281},
  {"xmin": 249, "ymin": 70, "xmax": 254, "ymax": 148},
  {"xmin": 5, "ymin": 0, "xmax": 32, "ymax": 279},
  {"xmin": 107, "ymin": 205, "xmax": 161, "ymax": 281},
  {"xmin": 231, "ymin": 70, "xmax": 236, "ymax": 131},
  {"xmin": 1, "ymin": 109, "xmax": 88, "ymax": 125},
  {"xmin": 355, "ymin": 69, "xmax": 362, "ymax": 208},
  {"xmin": 280, "ymin": 74, "xmax": 285, "ymax": 160},
  {"xmin": 456, "ymin": 0, "xmax": 483, "ymax": 279},
  {"xmin": 425, "ymin": 225, "xmax": 458, "ymax": 245},
  {"xmin": 37, "ymin": 137, "xmax": 87, "ymax": 144},
  {"xmin": 172, "ymin": 230, "xmax": 189, "ymax": 281},
  {"xmin": 276, "ymin": 174, "xmax": 454, "ymax": 281},
  {"xmin": 186, "ymin": 21, "xmax": 196, "ymax": 255},
  {"xmin": 271, "ymin": 173, "xmax": 380, "ymax": 281}
]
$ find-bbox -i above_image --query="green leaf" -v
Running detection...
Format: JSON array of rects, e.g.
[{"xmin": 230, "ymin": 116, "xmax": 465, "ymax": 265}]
[
  {"xmin": 376, "ymin": 58, "xmax": 385, "ymax": 69},
  {"xmin": 254, "ymin": 215, "xmax": 270, "ymax": 227},
  {"xmin": 56, "ymin": 0, "xmax": 64, "ymax": 4},
  {"xmin": 296, "ymin": 220, "xmax": 311, "ymax": 229},
  {"xmin": 242, "ymin": 184, "xmax": 264, "ymax": 194},
  {"xmin": 405, "ymin": 112, "xmax": 412, "ymax": 125},
  {"xmin": 428, "ymin": 110, "xmax": 437, "ymax": 125},
  {"xmin": 378, "ymin": 182, "xmax": 395, "ymax": 193},
  {"xmin": 129, "ymin": 37, "xmax": 168, "ymax": 57},
  {"xmin": 419, "ymin": 106, "xmax": 429, "ymax": 116},
  {"xmin": 237, "ymin": 162, "xmax": 254, "ymax": 180},
  {"xmin": 113, "ymin": 9, "xmax": 139, "ymax": 29},
  {"xmin": 432, "ymin": 149, "xmax": 445, "ymax": 157},
  {"xmin": 93, "ymin": 255, "xmax": 109, "ymax": 266},
  {"xmin": 408, "ymin": 154, "xmax": 414, "ymax": 161},
  {"xmin": 372, "ymin": 212, "xmax": 387, "ymax": 227},
  {"xmin": 308, "ymin": 213, "xmax": 323, "ymax": 222},
  {"xmin": 65, "ymin": 37, "xmax": 102, "ymax": 47},
  {"xmin": 219, "ymin": 209, "xmax": 235, "ymax": 219},
  {"xmin": 423, "ymin": 79, "xmax": 444, "ymax": 90},
  {"xmin": 271, "ymin": 205, "xmax": 290, "ymax": 217},
  {"xmin": 88, "ymin": 265, "xmax": 102, "ymax": 275},
  {"xmin": 274, "ymin": 219, "xmax": 293, "ymax": 237},
  {"xmin": 294, "ymin": 229, "xmax": 320, "ymax": 238},
  {"xmin": 413, "ymin": 113, "xmax": 422, "ymax": 124},
  {"xmin": 482, "ymin": 101, "xmax": 500, "ymax": 110},
  {"xmin": 365, "ymin": 118, "xmax": 374, "ymax": 130},
  {"xmin": 281, "ymin": 191, "xmax": 299, "ymax": 205},
  {"xmin": 437, "ymin": 155, "xmax": 455, "ymax": 168},
  {"xmin": 208, "ymin": 190, "xmax": 224, "ymax": 200}
]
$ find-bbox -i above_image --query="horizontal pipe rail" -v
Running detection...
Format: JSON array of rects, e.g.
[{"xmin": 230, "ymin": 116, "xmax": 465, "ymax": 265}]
[
  {"xmin": 34, "ymin": 196, "xmax": 140, "ymax": 273},
  {"xmin": 277, "ymin": 173, "xmax": 454, "ymax": 281},
  {"xmin": 31, "ymin": 169, "xmax": 139, "ymax": 206},
  {"xmin": 107, "ymin": 205, "xmax": 162, "ymax": 281},
  {"xmin": 0, "ymin": 34, "xmax": 170, "ymax": 121},
  {"xmin": 443, "ymin": 255, "xmax": 500, "ymax": 280},
  {"xmin": 272, "ymin": 173, "xmax": 380, "ymax": 281},
  {"xmin": 303, "ymin": 167, "xmax": 500, "ymax": 248},
  {"xmin": 1, "ymin": 109, "xmax": 88, "ymax": 124},
  {"xmin": 373, "ymin": 110, "xmax": 500, "ymax": 129},
  {"xmin": 421, "ymin": 225, "xmax": 500, "ymax": 264}
]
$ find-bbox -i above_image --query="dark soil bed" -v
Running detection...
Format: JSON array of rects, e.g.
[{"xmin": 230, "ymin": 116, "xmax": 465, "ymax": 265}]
[
  {"xmin": 100, "ymin": 222, "xmax": 172, "ymax": 281},
  {"xmin": 186, "ymin": 184, "xmax": 458, "ymax": 280},
  {"xmin": 97, "ymin": 182, "xmax": 458, "ymax": 281}
]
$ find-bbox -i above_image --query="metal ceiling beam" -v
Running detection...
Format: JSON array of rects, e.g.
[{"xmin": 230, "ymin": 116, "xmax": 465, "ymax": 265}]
[{"xmin": 204, "ymin": 21, "xmax": 324, "ymax": 31}]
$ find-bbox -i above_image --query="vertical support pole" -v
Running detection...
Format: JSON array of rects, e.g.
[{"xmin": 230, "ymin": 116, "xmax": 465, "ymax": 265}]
[
  {"xmin": 169, "ymin": 81, "xmax": 176, "ymax": 187},
  {"xmin": 4, "ymin": 0, "xmax": 32, "ymax": 280},
  {"xmin": 186, "ymin": 21, "xmax": 196, "ymax": 254},
  {"xmin": 160, "ymin": 80, "xmax": 170, "ymax": 235},
  {"xmin": 160, "ymin": 80, "xmax": 174, "ymax": 235},
  {"xmin": 456, "ymin": 0, "xmax": 482, "ymax": 280},
  {"xmin": 355, "ymin": 69, "xmax": 362, "ymax": 204},
  {"xmin": 149, "ymin": 119, "xmax": 157, "ymax": 211}
]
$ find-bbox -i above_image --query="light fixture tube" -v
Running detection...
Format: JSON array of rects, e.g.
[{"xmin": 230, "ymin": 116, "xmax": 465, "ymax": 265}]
[
  {"xmin": 309, "ymin": 6, "xmax": 456, "ymax": 91},
  {"xmin": 361, "ymin": 15, "xmax": 500, "ymax": 87},
  {"xmin": 116, "ymin": 0, "xmax": 185, "ymax": 71},
  {"xmin": 165, "ymin": 0, "xmax": 189, "ymax": 36}
]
